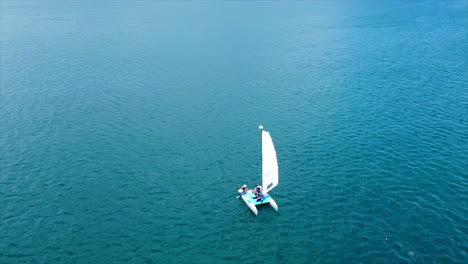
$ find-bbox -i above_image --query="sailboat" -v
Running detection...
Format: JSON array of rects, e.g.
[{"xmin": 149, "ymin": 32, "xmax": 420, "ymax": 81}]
[{"xmin": 237, "ymin": 126, "xmax": 279, "ymax": 215}]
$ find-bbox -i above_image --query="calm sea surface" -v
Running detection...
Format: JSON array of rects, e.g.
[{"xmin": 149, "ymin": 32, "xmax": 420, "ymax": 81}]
[{"xmin": 1, "ymin": 1, "xmax": 467, "ymax": 263}]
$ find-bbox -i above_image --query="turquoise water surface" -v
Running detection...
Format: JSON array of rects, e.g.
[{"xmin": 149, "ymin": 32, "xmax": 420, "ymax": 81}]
[{"xmin": 1, "ymin": 1, "xmax": 467, "ymax": 263}]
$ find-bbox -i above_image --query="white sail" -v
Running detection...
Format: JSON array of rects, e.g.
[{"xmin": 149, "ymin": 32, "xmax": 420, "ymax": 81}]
[{"xmin": 261, "ymin": 129, "xmax": 278, "ymax": 193}]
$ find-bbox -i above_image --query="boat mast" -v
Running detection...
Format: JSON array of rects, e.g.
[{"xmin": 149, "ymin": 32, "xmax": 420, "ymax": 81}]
[{"xmin": 259, "ymin": 125, "xmax": 263, "ymax": 183}]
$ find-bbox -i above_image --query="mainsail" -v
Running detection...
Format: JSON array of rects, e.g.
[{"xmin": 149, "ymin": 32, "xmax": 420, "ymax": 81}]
[{"xmin": 261, "ymin": 129, "xmax": 279, "ymax": 193}]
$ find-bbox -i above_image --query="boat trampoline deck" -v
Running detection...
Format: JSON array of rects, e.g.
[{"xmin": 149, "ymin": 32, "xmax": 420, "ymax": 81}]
[{"xmin": 243, "ymin": 190, "xmax": 273, "ymax": 205}]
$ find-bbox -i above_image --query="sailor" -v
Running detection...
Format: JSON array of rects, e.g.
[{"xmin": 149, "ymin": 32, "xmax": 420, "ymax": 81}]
[
  {"xmin": 254, "ymin": 185, "xmax": 263, "ymax": 201},
  {"xmin": 236, "ymin": 185, "xmax": 248, "ymax": 199}
]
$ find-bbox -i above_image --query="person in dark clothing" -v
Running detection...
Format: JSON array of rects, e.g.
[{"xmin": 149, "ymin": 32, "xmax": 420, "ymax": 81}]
[{"xmin": 254, "ymin": 184, "xmax": 263, "ymax": 201}]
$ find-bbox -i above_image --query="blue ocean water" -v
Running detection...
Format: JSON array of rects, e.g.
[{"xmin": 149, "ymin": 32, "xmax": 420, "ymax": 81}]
[{"xmin": 1, "ymin": 1, "xmax": 467, "ymax": 263}]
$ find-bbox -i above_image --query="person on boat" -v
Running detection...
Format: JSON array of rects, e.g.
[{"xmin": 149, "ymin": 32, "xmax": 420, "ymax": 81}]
[
  {"xmin": 236, "ymin": 185, "xmax": 249, "ymax": 199},
  {"xmin": 254, "ymin": 184, "xmax": 263, "ymax": 201}
]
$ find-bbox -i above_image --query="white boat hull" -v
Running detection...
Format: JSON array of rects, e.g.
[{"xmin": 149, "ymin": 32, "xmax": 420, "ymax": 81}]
[
  {"xmin": 239, "ymin": 189, "xmax": 278, "ymax": 215},
  {"xmin": 268, "ymin": 196, "xmax": 278, "ymax": 211},
  {"xmin": 241, "ymin": 191, "xmax": 258, "ymax": 215}
]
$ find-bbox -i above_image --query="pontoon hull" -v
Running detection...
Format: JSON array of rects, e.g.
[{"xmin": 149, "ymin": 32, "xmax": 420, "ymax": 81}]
[
  {"xmin": 239, "ymin": 190, "xmax": 278, "ymax": 215},
  {"xmin": 241, "ymin": 192, "xmax": 258, "ymax": 215},
  {"xmin": 268, "ymin": 196, "xmax": 278, "ymax": 211}
]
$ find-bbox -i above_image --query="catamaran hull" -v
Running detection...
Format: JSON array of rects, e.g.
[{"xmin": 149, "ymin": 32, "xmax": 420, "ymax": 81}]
[
  {"xmin": 241, "ymin": 192, "xmax": 258, "ymax": 215},
  {"xmin": 239, "ymin": 190, "xmax": 278, "ymax": 215},
  {"xmin": 268, "ymin": 196, "xmax": 278, "ymax": 211}
]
